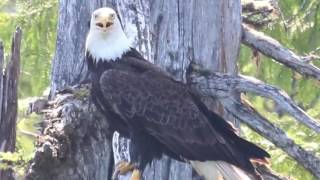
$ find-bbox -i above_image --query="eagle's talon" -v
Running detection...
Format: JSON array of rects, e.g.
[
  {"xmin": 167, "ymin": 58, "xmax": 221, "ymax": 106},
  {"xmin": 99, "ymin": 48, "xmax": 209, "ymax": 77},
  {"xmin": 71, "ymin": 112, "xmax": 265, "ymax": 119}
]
[
  {"xmin": 112, "ymin": 161, "xmax": 135, "ymax": 179},
  {"xmin": 130, "ymin": 169, "xmax": 141, "ymax": 180},
  {"xmin": 117, "ymin": 161, "xmax": 135, "ymax": 174}
]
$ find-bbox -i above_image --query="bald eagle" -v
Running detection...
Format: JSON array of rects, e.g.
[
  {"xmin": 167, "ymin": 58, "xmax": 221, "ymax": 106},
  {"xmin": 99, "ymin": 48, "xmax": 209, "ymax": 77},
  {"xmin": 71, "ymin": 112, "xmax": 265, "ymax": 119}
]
[{"xmin": 86, "ymin": 7, "xmax": 270, "ymax": 180}]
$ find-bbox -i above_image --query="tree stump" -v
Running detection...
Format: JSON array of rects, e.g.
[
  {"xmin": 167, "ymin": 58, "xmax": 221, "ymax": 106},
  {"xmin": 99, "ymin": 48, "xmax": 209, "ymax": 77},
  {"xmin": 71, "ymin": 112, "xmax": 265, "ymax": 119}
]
[{"xmin": 0, "ymin": 27, "xmax": 22, "ymax": 180}]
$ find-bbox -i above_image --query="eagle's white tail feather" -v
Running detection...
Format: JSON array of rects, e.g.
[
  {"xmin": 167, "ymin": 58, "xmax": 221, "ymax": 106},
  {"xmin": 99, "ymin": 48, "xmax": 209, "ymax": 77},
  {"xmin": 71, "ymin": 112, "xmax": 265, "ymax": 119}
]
[{"xmin": 190, "ymin": 161, "xmax": 251, "ymax": 180}]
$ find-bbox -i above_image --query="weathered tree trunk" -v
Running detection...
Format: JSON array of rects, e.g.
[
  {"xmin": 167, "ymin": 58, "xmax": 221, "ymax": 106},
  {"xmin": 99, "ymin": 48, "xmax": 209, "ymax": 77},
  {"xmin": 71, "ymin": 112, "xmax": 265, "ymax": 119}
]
[
  {"xmin": 45, "ymin": 0, "xmax": 242, "ymax": 179},
  {"xmin": 0, "ymin": 28, "xmax": 22, "ymax": 180},
  {"xmin": 26, "ymin": 88, "xmax": 113, "ymax": 180},
  {"xmin": 113, "ymin": 1, "xmax": 242, "ymax": 179}
]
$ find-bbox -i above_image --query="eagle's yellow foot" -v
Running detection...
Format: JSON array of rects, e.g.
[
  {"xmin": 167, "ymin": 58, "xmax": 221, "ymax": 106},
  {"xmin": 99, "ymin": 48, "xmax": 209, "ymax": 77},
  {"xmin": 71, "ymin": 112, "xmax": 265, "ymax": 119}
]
[
  {"xmin": 117, "ymin": 161, "xmax": 135, "ymax": 174},
  {"xmin": 130, "ymin": 169, "xmax": 141, "ymax": 180},
  {"xmin": 112, "ymin": 161, "xmax": 135, "ymax": 180}
]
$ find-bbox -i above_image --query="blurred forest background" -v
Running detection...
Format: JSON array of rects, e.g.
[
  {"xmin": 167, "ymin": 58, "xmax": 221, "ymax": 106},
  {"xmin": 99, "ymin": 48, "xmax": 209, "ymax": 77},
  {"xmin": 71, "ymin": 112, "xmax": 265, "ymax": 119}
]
[{"xmin": 0, "ymin": 0, "xmax": 319, "ymax": 179}]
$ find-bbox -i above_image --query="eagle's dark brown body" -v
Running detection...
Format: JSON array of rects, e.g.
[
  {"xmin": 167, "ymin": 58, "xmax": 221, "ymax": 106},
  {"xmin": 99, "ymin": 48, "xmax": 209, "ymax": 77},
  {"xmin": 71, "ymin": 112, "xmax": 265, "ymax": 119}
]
[{"xmin": 86, "ymin": 48, "xmax": 270, "ymax": 179}]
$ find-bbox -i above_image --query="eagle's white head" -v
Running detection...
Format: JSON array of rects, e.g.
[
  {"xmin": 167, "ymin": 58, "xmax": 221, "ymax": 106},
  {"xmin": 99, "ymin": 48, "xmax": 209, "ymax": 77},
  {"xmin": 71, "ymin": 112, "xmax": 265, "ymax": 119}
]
[{"xmin": 86, "ymin": 7, "xmax": 131, "ymax": 62}]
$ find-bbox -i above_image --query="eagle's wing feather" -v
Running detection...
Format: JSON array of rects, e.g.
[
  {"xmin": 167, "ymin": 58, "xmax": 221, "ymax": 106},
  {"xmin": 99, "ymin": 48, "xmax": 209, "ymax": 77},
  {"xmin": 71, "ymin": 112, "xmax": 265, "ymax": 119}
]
[
  {"xmin": 99, "ymin": 57, "xmax": 269, "ymax": 175},
  {"xmin": 100, "ymin": 63, "xmax": 238, "ymax": 163}
]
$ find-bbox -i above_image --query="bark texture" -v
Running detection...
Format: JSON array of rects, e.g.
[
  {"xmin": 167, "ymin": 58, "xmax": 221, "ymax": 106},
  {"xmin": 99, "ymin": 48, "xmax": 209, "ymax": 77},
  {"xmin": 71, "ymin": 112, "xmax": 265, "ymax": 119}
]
[
  {"xmin": 26, "ymin": 86, "xmax": 113, "ymax": 180},
  {"xmin": 0, "ymin": 28, "xmax": 22, "ymax": 180}
]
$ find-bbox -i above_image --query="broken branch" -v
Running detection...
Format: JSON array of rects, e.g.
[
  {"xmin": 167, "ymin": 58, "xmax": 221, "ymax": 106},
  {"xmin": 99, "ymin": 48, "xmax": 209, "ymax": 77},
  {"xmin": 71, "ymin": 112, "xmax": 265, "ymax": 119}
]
[
  {"xmin": 241, "ymin": 24, "xmax": 320, "ymax": 81},
  {"xmin": 189, "ymin": 71, "xmax": 320, "ymax": 178},
  {"xmin": 189, "ymin": 72, "xmax": 320, "ymax": 133},
  {"xmin": 224, "ymin": 99, "xmax": 320, "ymax": 178}
]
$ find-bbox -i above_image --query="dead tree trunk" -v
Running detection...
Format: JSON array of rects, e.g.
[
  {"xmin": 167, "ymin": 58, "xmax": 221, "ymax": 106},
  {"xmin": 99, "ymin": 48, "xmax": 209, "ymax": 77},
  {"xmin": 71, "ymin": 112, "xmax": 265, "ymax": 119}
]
[
  {"xmin": 0, "ymin": 28, "xmax": 22, "ymax": 180},
  {"xmin": 29, "ymin": 0, "xmax": 242, "ymax": 179},
  {"xmin": 113, "ymin": 1, "xmax": 242, "ymax": 179},
  {"xmin": 46, "ymin": 0, "xmax": 243, "ymax": 179}
]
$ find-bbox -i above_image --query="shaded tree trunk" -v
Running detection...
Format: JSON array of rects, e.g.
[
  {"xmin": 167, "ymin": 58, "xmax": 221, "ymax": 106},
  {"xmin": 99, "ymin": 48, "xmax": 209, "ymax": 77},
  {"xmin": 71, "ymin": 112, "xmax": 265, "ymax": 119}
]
[{"xmin": 0, "ymin": 28, "xmax": 22, "ymax": 180}]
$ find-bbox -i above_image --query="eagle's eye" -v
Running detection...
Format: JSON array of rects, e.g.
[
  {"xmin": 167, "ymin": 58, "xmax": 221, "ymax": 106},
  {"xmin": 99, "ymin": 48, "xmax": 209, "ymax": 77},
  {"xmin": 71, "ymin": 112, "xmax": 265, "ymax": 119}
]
[
  {"xmin": 110, "ymin": 13, "xmax": 115, "ymax": 19},
  {"xmin": 106, "ymin": 22, "xmax": 113, "ymax": 28},
  {"xmin": 96, "ymin": 23, "xmax": 104, "ymax": 28},
  {"xmin": 94, "ymin": 14, "xmax": 99, "ymax": 19}
]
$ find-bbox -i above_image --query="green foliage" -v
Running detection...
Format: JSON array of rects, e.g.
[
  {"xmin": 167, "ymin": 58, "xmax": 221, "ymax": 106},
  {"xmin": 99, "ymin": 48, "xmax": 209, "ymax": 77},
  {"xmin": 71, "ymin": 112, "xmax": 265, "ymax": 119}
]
[
  {"xmin": 242, "ymin": 125, "xmax": 317, "ymax": 180},
  {"xmin": 0, "ymin": 99, "xmax": 42, "ymax": 178},
  {"xmin": 0, "ymin": 0, "xmax": 57, "ymax": 98},
  {"xmin": 0, "ymin": 150, "xmax": 32, "ymax": 178},
  {"xmin": 0, "ymin": 152, "xmax": 21, "ymax": 164},
  {"xmin": 17, "ymin": 98, "xmax": 42, "ymax": 157},
  {"xmin": 0, "ymin": 0, "xmax": 57, "ymax": 178},
  {"xmin": 239, "ymin": 0, "xmax": 320, "ymax": 179}
]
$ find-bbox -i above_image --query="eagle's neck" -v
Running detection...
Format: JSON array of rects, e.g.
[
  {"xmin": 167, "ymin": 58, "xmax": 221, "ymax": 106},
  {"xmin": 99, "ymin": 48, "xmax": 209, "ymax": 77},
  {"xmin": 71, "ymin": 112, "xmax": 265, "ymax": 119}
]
[{"xmin": 85, "ymin": 27, "xmax": 131, "ymax": 62}]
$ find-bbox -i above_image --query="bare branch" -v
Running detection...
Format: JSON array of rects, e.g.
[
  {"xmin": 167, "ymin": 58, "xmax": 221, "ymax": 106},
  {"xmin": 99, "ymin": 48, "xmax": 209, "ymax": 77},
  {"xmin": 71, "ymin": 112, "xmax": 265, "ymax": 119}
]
[
  {"xmin": 188, "ymin": 70, "xmax": 320, "ymax": 178},
  {"xmin": 242, "ymin": 0, "xmax": 274, "ymax": 13},
  {"xmin": 241, "ymin": 24, "xmax": 320, "ymax": 81},
  {"xmin": 302, "ymin": 53, "xmax": 320, "ymax": 63},
  {"xmin": 237, "ymin": 74, "xmax": 320, "ymax": 131},
  {"xmin": 241, "ymin": 0, "xmax": 277, "ymax": 28},
  {"xmin": 224, "ymin": 99, "xmax": 320, "ymax": 178},
  {"xmin": 189, "ymin": 71, "xmax": 320, "ymax": 133}
]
